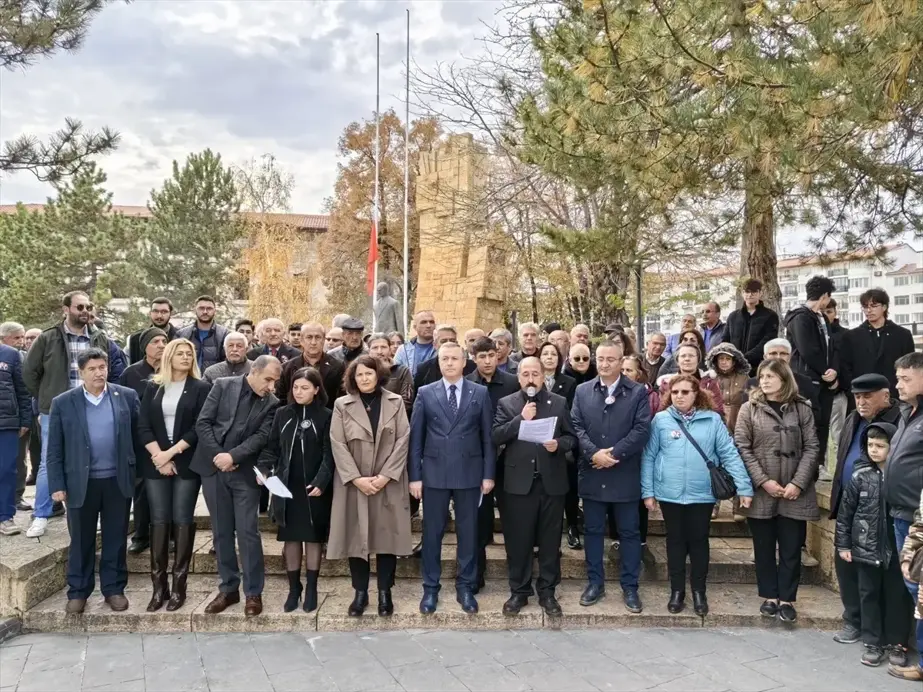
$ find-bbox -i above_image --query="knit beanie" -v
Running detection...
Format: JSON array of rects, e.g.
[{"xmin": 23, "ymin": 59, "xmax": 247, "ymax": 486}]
[{"xmin": 140, "ymin": 327, "xmax": 168, "ymax": 356}]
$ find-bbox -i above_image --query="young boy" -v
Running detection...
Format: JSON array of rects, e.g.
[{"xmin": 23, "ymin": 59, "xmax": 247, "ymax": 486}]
[{"xmin": 835, "ymin": 422, "xmax": 913, "ymax": 667}]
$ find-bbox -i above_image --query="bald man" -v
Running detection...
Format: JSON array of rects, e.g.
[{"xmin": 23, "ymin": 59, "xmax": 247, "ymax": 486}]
[
  {"xmin": 247, "ymin": 318, "xmax": 300, "ymax": 364},
  {"xmin": 464, "ymin": 328, "xmax": 486, "ymax": 355}
]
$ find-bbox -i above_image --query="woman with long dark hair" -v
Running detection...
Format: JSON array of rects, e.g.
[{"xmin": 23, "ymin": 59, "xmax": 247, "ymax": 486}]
[
  {"xmin": 257, "ymin": 367, "xmax": 333, "ymax": 612},
  {"xmin": 538, "ymin": 341, "xmax": 577, "ymax": 408}
]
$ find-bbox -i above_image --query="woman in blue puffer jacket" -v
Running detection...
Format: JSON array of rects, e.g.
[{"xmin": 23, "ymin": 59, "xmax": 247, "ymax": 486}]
[{"xmin": 642, "ymin": 374, "xmax": 754, "ymax": 616}]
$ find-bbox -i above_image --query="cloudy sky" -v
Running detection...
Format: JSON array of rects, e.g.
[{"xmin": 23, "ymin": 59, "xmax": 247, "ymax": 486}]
[{"xmin": 0, "ymin": 0, "xmax": 501, "ymax": 212}]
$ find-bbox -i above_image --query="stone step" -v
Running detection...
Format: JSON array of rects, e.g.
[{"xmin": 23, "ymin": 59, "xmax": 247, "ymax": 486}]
[
  {"xmin": 170, "ymin": 495, "xmax": 752, "ymax": 538},
  {"xmin": 114, "ymin": 535, "xmax": 819, "ymax": 585},
  {"xmin": 22, "ymin": 574, "xmax": 843, "ymax": 634}
]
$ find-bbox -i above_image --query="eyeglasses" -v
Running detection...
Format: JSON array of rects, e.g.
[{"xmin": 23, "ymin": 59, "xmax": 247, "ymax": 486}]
[
  {"xmin": 671, "ymin": 389, "xmax": 694, "ymax": 396},
  {"xmin": 73, "ymin": 303, "xmax": 93, "ymax": 312},
  {"xmin": 572, "ymin": 356, "xmax": 590, "ymax": 362}
]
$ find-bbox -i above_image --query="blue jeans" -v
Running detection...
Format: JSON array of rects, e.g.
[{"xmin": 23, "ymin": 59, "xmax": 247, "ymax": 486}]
[
  {"xmin": 0, "ymin": 430, "xmax": 19, "ymax": 522},
  {"xmin": 32, "ymin": 413, "xmax": 53, "ymax": 518},
  {"xmin": 584, "ymin": 498, "xmax": 640, "ymax": 590},
  {"xmin": 894, "ymin": 518, "xmax": 923, "ymax": 667}
]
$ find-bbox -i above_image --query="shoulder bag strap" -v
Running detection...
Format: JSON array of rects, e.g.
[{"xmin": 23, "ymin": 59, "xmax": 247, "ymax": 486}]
[{"xmin": 675, "ymin": 417, "xmax": 716, "ymax": 469}]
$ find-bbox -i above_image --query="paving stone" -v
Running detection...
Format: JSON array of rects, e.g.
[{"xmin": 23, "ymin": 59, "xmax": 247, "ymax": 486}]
[
  {"xmin": 506, "ymin": 658, "xmax": 598, "ymax": 691},
  {"xmin": 358, "ymin": 631, "xmax": 434, "ymax": 668},
  {"xmin": 196, "ymin": 632, "xmax": 273, "ymax": 692},
  {"xmin": 250, "ymin": 632, "xmax": 322, "ymax": 676},
  {"xmin": 468, "ymin": 630, "xmax": 549, "ymax": 666},
  {"xmin": 447, "ymin": 660, "xmax": 532, "ymax": 691},
  {"xmin": 389, "ymin": 661, "xmax": 469, "ymax": 692},
  {"xmin": 681, "ymin": 652, "xmax": 786, "ymax": 692},
  {"xmin": 16, "ymin": 663, "xmax": 85, "ymax": 692},
  {"xmin": 652, "ymin": 673, "xmax": 731, "ymax": 691},
  {"xmin": 268, "ymin": 668, "xmax": 340, "ymax": 692},
  {"xmin": 561, "ymin": 655, "xmax": 654, "ymax": 691},
  {"xmin": 415, "ymin": 630, "xmax": 493, "ymax": 668},
  {"xmin": 81, "ymin": 678, "xmax": 145, "ymax": 691},
  {"xmin": 144, "ymin": 661, "xmax": 210, "ymax": 692},
  {"xmin": 621, "ymin": 655, "xmax": 693, "ymax": 687},
  {"xmin": 0, "ymin": 642, "xmax": 30, "ymax": 687},
  {"xmin": 323, "ymin": 655, "xmax": 401, "ymax": 692},
  {"xmin": 141, "ymin": 632, "xmax": 202, "ymax": 665}
]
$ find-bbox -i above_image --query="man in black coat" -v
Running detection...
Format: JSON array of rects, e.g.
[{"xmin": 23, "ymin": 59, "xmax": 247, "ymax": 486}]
[
  {"xmin": 276, "ymin": 323, "xmax": 345, "ymax": 409},
  {"xmin": 827, "ymin": 373, "xmax": 901, "ymax": 646},
  {"xmin": 413, "ymin": 327, "xmax": 475, "ymax": 389},
  {"xmin": 247, "ymin": 318, "xmax": 300, "ymax": 365},
  {"xmin": 118, "ymin": 327, "xmax": 167, "ymax": 554},
  {"xmin": 492, "ymin": 356, "xmax": 577, "ymax": 617},
  {"xmin": 726, "ymin": 279, "xmax": 780, "ymax": 375},
  {"xmin": 783, "ymin": 275, "xmax": 840, "ymax": 465},
  {"xmin": 126, "ymin": 298, "xmax": 178, "ymax": 365},
  {"xmin": 466, "ymin": 336, "xmax": 520, "ymax": 591},
  {"xmin": 843, "ymin": 288, "xmax": 915, "ymax": 400}
]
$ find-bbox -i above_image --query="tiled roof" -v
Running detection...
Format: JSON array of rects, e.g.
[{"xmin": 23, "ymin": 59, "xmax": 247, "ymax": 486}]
[
  {"xmin": 886, "ymin": 263, "xmax": 921, "ymax": 275},
  {"xmin": 0, "ymin": 204, "xmax": 329, "ymax": 231}
]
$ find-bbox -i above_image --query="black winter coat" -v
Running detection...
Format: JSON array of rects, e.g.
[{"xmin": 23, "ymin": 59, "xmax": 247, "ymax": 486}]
[
  {"xmin": 835, "ymin": 423, "xmax": 897, "ymax": 567},
  {"xmin": 726, "ymin": 303, "xmax": 780, "ymax": 374},
  {"xmin": 782, "ymin": 306, "xmax": 839, "ymax": 384},
  {"xmin": 843, "ymin": 320, "xmax": 915, "ymax": 398}
]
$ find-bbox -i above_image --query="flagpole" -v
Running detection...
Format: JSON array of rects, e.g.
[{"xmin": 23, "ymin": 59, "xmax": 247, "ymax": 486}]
[
  {"xmin": 402, "ymin": 9, "xmax": 410, "ymax": 338},
  {"xmin": 372, "ymin": 32, "xmax": 381, "ymax": 332}
]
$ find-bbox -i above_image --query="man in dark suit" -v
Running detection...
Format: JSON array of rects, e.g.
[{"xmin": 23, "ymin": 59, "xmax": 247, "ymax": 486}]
[
  {"xmin": 276, "ymin": 322, "xmax": 344, "ymax": 408},
  {"xmin": 409, "ymin": 342, "xmax": 495, "ymax": 615},
  {"xmin": 571, "ymin": 340, "xmax": 652, "ymax": 613},
  {"xmin": 246, "ymin": 318, "xmax": 300, "ymax": 364},
  {"xmin": 45, "ymin": 348, "xmax": 140, "ymax": 614},
  {"xmin": 413, "ymin": 326, "xmax": 476, "ymax": 389},
  {"xmin": 492, "ymin": 356, "xmax": 577, "ymax": 617},
  {"xmin": 466, "ymin": 336, "xmax": 519, "ymax": 591},
  {"xmin": 191, "ymin": 355, "xmax": 281, "ymax": 617}
]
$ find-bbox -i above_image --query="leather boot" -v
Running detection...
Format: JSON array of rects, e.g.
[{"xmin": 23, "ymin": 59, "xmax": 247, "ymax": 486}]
[
  {"xmin": 166, "ymin": 523, "xmax": 195, "ymax": 612},
  {"xmin": 304, "ymin": 570, "xmax": 319, "ymax": 613},
  {"xmin": 147, "ymin": 523, "xmax": 170, "ymax": 612},
  {"xmin": 284, "ymin": 570, "xmax": 302, "ymax": 612}
]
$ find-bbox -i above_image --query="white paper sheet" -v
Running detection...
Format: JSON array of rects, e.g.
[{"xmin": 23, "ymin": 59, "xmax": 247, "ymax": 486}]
[
  {"xmin": 253, "ymin": 467, "xmax": 293, "ymax": 499},
  {"xmin": 518, "ymin": 417, "xmax": 556, "ymax": 444}
]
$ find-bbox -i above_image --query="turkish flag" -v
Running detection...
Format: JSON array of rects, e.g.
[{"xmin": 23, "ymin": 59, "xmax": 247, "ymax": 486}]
[{"xmin": 366, "ymin": 207, "xmax": 379, "ymax": 296}]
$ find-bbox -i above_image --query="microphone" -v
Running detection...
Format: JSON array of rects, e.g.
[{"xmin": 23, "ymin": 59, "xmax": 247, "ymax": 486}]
[{"xmin": 525, "ymin": 386, "xmax": 538, "ymax": 402}]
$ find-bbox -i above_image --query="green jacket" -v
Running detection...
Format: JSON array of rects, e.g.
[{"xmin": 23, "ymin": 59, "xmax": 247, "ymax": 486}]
[{"xmin": 24, "ymin": 323, "xmax": 112, "ymax": 414}]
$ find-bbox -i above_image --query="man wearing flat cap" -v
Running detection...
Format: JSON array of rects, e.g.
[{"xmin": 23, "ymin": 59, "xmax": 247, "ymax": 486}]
[
  {"xmin": 327, "ymin": 317, "xmax": 367, "ymax": 364},
  {"xmin": 828, "ymin": 372, "xmax": 902, "ymax": 646}
]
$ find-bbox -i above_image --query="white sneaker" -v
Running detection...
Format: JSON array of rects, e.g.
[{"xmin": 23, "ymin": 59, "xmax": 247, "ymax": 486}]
[
  {"xmin": 26, "ymin": 517, "xmax": 48, "ymax": 538},
  {"xmin": 0, "ymin": 520, "xmax": 20, "ymax": 536}
]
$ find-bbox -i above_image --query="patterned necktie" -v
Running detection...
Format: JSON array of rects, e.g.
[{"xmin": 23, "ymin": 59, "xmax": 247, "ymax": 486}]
[{"xmin": 448, "ymin": 384, "xmax": 458, "ymax": 417}]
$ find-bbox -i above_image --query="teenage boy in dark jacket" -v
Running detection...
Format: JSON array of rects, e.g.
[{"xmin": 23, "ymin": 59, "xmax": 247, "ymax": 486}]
[
  {"xmin": 836, "ymin": 422, "xmax": 913, "ymax": 668},
  {"xmin": 726, "ymin": 279, "xmax": 780, "ymax": 375}
]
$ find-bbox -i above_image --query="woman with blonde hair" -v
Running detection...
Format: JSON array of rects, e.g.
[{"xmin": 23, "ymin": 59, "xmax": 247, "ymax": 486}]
[
  {"xmin": 136, "ymin": 338, "xmax": 212, "ymax": 612},
  {"xmin": 735, "ymin": 358, "xmax": 819, "ymax": 623}
]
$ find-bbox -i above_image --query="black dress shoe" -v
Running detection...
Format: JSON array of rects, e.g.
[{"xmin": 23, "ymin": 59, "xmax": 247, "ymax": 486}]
[
  {"xmin": 539, "ymin": 595, "xmax": 562, "ymax": 617},
  {"xmin": 128, "ymin": 537, "xmax": 149, "ymax": 554},
  {"xmin": 667, "ymin": 590, "xmax": 685, "ymax": 614},
  {"xmin": 411, "ymin": 541, "xmax": 423, "ymax": 558},
  {"xmin": 503, "ymin": 594, "xmax": 528, "ymax": 615},
  {"xmin": 457, "ymin": 591, "xmax": 479, "ymax": 614},
  {"xmin": 579, "ymin": 583, "xmax": 605, "ymax": 606},
  {"xmin": 50, "ymin": 502, "xmax": 66, "ymax": 518},
  {"xmin": 25, "ymin": 475, "xmax": 36, "ymax": 486},
  {"xmin": 778, "ymin": 602, "xmax": 797, "ymax": 622},
  {"xmin": 15, "ymin": 500, "xmax": 32, "ymax": 512},
  {"xmin": 692, "ymin": 591, "xmax": 708, "ymax": 616},
  {"xmin": 378, "ymin": 590, "xmax": 394, "ymax": 617},
  {"xmin": 759, "ymin": 600, "xmax": 779, "ymax": 618},
  {"xmin": 347, "ymin": 590, "xmax": 369, "ymax": 617},
  {"xmin": 419, "ymin": 591, "xmax": 438, "ymax": 614},
  {"xmin": 567, "ymin": 526, "xmax": 583, "ymax": 550},
  {"xmin": 623, "ymin": 589, "xmax": 643, "ymax": 613}
]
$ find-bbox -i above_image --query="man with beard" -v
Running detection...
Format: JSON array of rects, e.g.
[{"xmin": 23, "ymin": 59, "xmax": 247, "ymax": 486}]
[
  {"xmin": 277, "ymin": 323, "xmax": 345, "ymax": 409},
  {"xmin": 176, "ymin": 295, "xmax": 229, "ymax": 372},
  {"xmin": 126, "ymin": 298, "xmax": 178, "ymax": 364},
  {"xmin": 247, "ymin": 318, "xmax": 300, "ymax": 364}
]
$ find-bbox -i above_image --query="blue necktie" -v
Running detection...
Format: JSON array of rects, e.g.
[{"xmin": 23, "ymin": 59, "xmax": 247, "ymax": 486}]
[{"xmin": 448, "ymin": 384, "xmax": 458, "ymax": 417}]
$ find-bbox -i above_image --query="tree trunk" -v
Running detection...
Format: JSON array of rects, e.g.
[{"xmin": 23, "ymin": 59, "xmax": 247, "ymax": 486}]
[
  {"xmin": 586, "ymin": 262, "xmax": 630, "ymax": 332},
  {"xmin": 739, "ymin": 165, "xmax": 781, "ymax": 315}
]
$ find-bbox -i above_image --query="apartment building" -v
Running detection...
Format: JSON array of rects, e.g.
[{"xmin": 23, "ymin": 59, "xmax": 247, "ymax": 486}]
[{"xmin": 644, "ymin": 243, "xmax": 923, "ymax": 338}]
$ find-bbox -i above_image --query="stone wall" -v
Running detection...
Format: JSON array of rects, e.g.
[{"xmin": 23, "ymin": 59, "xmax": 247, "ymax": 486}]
[{"xmin": 414, "ymin": 134, "xmax": 506, "ymax": 334}]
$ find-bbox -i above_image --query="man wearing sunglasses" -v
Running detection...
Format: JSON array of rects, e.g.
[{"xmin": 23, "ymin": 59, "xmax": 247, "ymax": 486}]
[{"xmin": 23, "ymin": 291, "xmax": 122, "ymax": 537}]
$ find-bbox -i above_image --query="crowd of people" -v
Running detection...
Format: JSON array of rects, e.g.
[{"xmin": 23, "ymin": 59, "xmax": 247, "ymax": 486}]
[{"xmin": 0, "ymin": 277, "xmax": 922, "ymax": 682}]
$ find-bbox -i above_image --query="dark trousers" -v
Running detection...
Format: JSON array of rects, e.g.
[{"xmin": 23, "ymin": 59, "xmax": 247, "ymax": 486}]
[
  {"xmin": 421, "ymin": 486, "xmax": 479, "ymax": 593},
  {"xmin": 65, "ymin": 477, "xmax": 130, "ymax": 600},
  {"xmin": 349, "ymin": 554, "xmax": 397, "ymax": 591},
  {"xmin": 660, "ymin": 501, "xmax": 713, "ymax": 593},
  {"xmin": 856, "ymin": 555, "xmax": 914, "ymax": 648},
  {"xmin": 564, "ymin": 460, "xmax": 579, "ymax": 530},
  {"xmin": 146, "ymin": 476, "xmax": 200, "ymax": 525},
  {"xmin": 816, "ymin": 386, "xmax": 835, "ymax": 467},
  {"xmin": 611, "ymin": 500, "xmax": 650, "ymax": 544},
  {"xmin": 202, "ymin": 471, "xmax": 264, "ymax": 596},
  {"xmin": 476, "ymin": 488, "xmax": 496, "ymax": 586},
  {"xmin": 132, "ymin": 477, "xmax": 150, "ymax": 541},
  {"xmin": 894, "ymin": 518, "xmax": 923, "ymax": 666},
  {"xmin": 834, "ymin": 551, "xmax": 861, "ymax": 631},
  {"xmin": 748, "ymin": 515, "xmax": 806, "ymax": 601},
  {"xmin": 29, "ymin": 415, "xmax": 41, "ymax": 478},
  {"xmin": 15, "ymin": 429, "xmax": 28, "ymax": 503},
  {"xmin": 502, "ymin": 478, "xmax": 564, "ymax": 597},
  {"xmin": 0, "ymin": 431, "xmax": 18, "ymax": 522},
  {"xmin": 584, "ymin": 498, "xmax": 640, "ymax": 590}
]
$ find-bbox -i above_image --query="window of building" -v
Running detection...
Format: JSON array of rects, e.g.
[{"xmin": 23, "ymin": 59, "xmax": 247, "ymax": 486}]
[
  {"xmin": 694, "ymin": 279, "xmax": 711, "ymax": 291},
  {"xmin": 644, "ymin": 314, "xmax": 661, "ymax": 334},
  {"xmin": 914, "ymin": 313, "xmax": 923, "ymax": 323},
  {"xmin": 896, "ymin": 314, "xmax": 912, "ymax": 324},
  {"xmin": 832, "ymin": 277, "xmax": 849, "ymax": 293},
  {"xmin": 895, "ymin": 295, "xmax": 910, "ymax": 305},
  {"xmin": 782, "ymin": 284, "xmax": 798, "ymax": 297},
  {"xmin": 849, "ymin": 277, "xmax": 869, "ymax": 289},
  {"xmin": 827, "ymin": 266, "xmax": 848, "ymax": 277},
  {"xmin": 895, "ymin": 275, "xmax": 910, "ymax": 286},
  {"xmin": 915, "ymin": 295, "xmax": 923, "ymax": 304},
  {"xmin": 849, "ymin": 313, "xmax": 862, "ymax": 325},
  {"xmin": 915, "ymin": 273, "xmax": 923, "ymax": 284}
]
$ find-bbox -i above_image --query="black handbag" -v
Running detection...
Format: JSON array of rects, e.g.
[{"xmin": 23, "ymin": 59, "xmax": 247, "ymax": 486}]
[{"xmin": 676, "ymin": 418, "xmax": 737, "ymax": 501}]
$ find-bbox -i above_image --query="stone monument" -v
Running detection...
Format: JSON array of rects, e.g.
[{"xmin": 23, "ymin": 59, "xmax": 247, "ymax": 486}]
[
  {"xmin": 374, "ymin": 281, "xmax": 403, "ymax": 334},
  {"xmin": 414, "ymin": 134, "xmax": 506, "ymax": 334}
]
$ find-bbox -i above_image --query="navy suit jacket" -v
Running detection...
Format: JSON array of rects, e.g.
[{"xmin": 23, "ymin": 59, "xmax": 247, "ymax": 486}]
[
  {"xmin": 46, "ymin": 384, "xmax": 139, "ymax": 509},
  {"xmin": 570, "ymin": 377, "xmax": 651, "ymax": 503},
  {"xmin": 409, "ymin": 378, "xmax": 495, "ymax": 489}
]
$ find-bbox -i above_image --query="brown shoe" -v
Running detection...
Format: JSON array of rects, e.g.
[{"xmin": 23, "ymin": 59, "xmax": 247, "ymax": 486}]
[
  {"xmin": 888, "ymin": 664, "xmax": 923, "ymax": 681},
  {"xmin": 104, "ymin": 594, "xmax": 129, "ymax": 612},
  {"xmin": 204, "ymin": 591, "xmax": 240, "ymax": 614},
  {"xmin": 65, "ymin": 598, "xmax": 86, "ymax": 614},
  {"xmin": 244, "ymin": 595, "xmax": 263, "ymax": 617}
]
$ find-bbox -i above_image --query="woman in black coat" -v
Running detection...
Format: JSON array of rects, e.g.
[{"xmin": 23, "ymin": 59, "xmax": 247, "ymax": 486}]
[
  {"xmin": 257, "ymin": 367, "xmax": 333, "ymax": 613},
  {"xmin": 539, "ymin": 341, "xmax": 577, "ymax": 408},
  {"xmin": 136, "ymin": 338, "xmax": 212, "ymax": 613}
]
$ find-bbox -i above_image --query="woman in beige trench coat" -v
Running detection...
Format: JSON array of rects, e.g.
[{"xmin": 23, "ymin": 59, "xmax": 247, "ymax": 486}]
[{"xmin": 327, "ymin": 354, "xmax": 412, "ymax": 617}]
